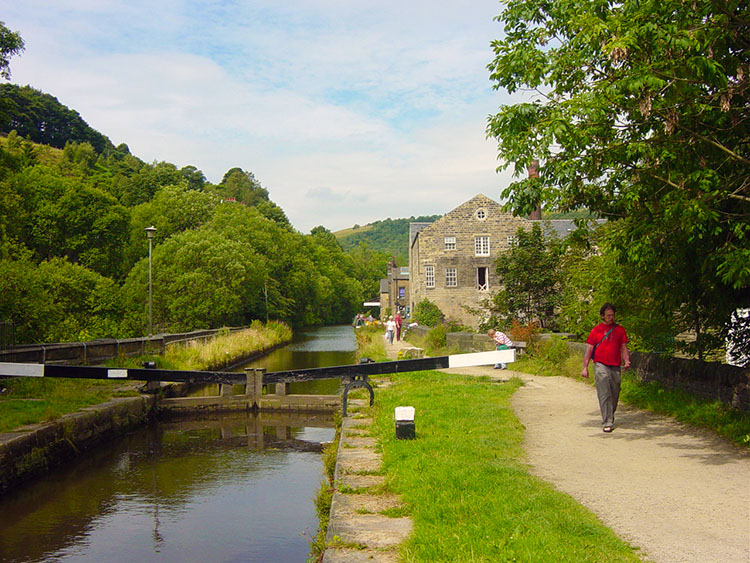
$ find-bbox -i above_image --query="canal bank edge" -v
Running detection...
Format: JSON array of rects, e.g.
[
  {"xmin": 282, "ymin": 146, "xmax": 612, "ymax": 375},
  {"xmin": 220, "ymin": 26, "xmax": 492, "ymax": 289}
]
[
  {"xmin": 321, "ymin": 338, "xmax": 417, "ymax": 563},
  {"xmin": 0, "ymin": 394, "xmax": 157, "ymax": 493},
  {"xmin": 322, "ymin": 401, "xmax": 413, "ymax": 563}
]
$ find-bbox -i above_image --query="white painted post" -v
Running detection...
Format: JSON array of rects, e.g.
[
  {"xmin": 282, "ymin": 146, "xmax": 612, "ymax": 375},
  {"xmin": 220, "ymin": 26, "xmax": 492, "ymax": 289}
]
[{"xmin": 395, "ymin": 406, "xmax": 415, "ymax": 439}]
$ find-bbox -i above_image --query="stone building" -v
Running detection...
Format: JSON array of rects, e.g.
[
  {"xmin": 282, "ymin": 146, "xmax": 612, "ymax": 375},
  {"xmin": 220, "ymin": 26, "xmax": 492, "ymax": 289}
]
[
  {"xmin": 378, "ymin": 260, "xmax": 410, "ymax": 319},
  {"xmin": 408, "ymin": 194, "xmax": 532, "ymax": 329}
]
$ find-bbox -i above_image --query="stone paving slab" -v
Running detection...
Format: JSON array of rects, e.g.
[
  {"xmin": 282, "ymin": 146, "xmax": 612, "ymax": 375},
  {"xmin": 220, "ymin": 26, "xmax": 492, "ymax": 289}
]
[{"xmin": 322, "ymin": 547, "xmax": 400, "ymax": 563}]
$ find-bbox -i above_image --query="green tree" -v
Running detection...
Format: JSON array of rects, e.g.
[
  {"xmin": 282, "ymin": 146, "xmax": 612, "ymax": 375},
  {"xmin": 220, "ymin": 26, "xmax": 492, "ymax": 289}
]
[
  {"xmin": 492, "ymin": 223, "xmax": 562, "ymax": 329},
  {"xmin": 413, "ymin": 298, "xmax": 444, "ymax": 327},
  {"xmin": 347, "ymin": 240, "xmax": 391, "ymax": 301},
  {"xmin": 1, "ymin": 85, "xmax": 113, "ymax": 152},
  {"xmin": 487, "ymin": 0, "xmax": 749, "ymax": 359},
  {"xmin": 0, "ymin": 21, "xmax": 24, "ymax": 80}
]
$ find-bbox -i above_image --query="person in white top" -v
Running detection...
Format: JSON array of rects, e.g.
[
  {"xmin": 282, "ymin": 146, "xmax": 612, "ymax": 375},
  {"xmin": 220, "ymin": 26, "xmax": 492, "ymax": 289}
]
[{"xmin": 385, "ymin": 316, "xmax": 397, "ymax": 345}]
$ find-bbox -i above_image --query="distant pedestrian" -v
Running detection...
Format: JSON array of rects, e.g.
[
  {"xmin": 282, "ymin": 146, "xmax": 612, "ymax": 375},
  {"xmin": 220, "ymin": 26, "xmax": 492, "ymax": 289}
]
[
  {"xmin": 581, "ymin": 303, "xmax": 631, "ymax": 433},
  {"xmin": 385, "ymin": 316, "xmax": 396, "ymax": 345},
  {"xmin": 395, "ymin": 312, "xmax": 403, "ymax": 341},
  {"xmin": 488, "ymin": 329, "xmax": 513, "ymax": 369}
]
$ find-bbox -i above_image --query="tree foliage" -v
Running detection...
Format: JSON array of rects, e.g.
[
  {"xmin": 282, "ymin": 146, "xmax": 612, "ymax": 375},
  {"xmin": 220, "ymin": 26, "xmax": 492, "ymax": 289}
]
[
  {"xmin": 492, "ymin": 223, "xmax": 562, "ymax": 329},
  {"xmin": 488, "ymin": 0, "xmax": 749, "ymax": 359},
  {"xmin": 0, "ymin": 85, "xmax": 370, "ymax": 342},
  {"xmin": 0, "ymin": 21, "xmax": 24, "ymax": 80},
  {"xmin": 413, "ymin": 298, "xmax": 444, "ymax": 328},
  {"xmin": 1, "ymin": 84, "xmax": 113, "ymax": 152}
]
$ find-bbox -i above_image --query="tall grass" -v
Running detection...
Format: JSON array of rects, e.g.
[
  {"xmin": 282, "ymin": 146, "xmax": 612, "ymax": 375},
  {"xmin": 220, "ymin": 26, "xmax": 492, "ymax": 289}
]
[
  {"xmin": 163, "ymin": 321, "xmax": 291, "ymax": 370},
  {"xmin": 372, "ymin": 371, "xmax": 641, "ymax": 562},
  {"xmin": 354, "ymin": 325, "xmax": 388, "ymax": 362}
]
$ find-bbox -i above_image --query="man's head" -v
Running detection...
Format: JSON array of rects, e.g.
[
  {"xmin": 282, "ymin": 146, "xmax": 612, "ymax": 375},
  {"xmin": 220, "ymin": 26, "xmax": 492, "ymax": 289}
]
[
  {"xmin": 488, "ymin": 329, "xmax": 496, "ymax": 337},
  {"xmin": 600, "ymin": 303, "xmax": 616, "ymax": 324}
]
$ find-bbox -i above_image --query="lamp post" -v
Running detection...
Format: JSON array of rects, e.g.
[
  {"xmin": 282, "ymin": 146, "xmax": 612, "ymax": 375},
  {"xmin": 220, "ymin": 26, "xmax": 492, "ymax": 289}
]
[{"xmin": 145, "ymin": 226, "xmax": 157, "ymax": 337}]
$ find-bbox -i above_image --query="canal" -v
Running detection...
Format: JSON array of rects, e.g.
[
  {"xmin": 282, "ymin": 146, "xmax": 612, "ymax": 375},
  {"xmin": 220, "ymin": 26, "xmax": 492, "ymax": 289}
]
[{"xmin": 0, "ymin": 325, "xmax": 357, "ymax": 562}]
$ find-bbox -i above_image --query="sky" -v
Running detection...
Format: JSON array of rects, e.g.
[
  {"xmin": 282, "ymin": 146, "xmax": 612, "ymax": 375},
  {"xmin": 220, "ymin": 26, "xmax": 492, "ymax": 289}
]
[{"xmin": 4, "ymin": 1, "xmax": 524, "ymax": 233}]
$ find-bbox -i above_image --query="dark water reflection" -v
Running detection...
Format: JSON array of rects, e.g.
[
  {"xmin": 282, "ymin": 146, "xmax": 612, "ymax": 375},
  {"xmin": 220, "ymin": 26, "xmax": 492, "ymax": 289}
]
[
  {"xmin": 0, "ymin": 412, "xmax": 335, "ymax": 562},
  {"xmin": 0, "ymin": 325, "xmax": 356, "ymax": 562}
]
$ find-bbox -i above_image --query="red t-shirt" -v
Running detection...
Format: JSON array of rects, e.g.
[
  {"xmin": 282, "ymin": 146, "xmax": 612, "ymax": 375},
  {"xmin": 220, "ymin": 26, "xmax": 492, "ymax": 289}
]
[{"xmin": 586, "ymin": 323, "xmax": 628, "ymax": 367}]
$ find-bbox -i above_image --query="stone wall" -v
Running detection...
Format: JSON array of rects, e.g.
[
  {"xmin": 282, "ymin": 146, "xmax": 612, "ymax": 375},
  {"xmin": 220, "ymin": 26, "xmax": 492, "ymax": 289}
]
[
  {"xmin": 0, "ymin": 395, "xmax": 156, "ymax": 493},
  {"xmin": 0, "ymin": 327, "xmax": 247, "ymax": 365},
  {"xmin": 629, "ymin": 351, "xmax": 750, "ymax": 412}
]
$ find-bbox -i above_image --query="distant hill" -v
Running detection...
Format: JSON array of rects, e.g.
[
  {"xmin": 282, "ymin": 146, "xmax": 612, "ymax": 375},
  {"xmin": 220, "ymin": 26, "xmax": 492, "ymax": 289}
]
[
  {"xmin": 0, "ymin": 84, "xmax": 114, "ymax": 153},
  {"xmin": 335, "ymin": 216, "xmax": 441, "ymax": 265}
]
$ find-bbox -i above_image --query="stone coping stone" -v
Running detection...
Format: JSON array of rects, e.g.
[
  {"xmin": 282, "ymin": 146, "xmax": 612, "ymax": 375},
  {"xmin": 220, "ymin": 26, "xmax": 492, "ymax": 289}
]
[
  {"xmin": 327, "ymin": 511, "xmax": 412, "ymax": 548},
  {"xmin": 343, "ymin": 436, "xmax": 377, "ymax": 448},
  {"xmin": 336, "ymin": 473, "xmax": 385, "ymax": 491},
  {"xmin": 322, "ymin": 547, "xmax": 400, "ymax": 563}
]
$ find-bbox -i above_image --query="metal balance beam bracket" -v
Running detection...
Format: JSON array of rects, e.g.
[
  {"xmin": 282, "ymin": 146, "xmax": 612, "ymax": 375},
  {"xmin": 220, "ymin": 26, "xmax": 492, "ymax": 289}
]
[{"xmin": 341, "ymin": 358, "xmax": 375, "ymax": 417}]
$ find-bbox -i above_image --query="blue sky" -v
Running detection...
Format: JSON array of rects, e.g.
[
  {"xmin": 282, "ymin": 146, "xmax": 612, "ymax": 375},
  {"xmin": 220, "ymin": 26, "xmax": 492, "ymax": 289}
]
[{"xmin": 4, "ymin": 1, "xmax": 523, "ymax": 232}]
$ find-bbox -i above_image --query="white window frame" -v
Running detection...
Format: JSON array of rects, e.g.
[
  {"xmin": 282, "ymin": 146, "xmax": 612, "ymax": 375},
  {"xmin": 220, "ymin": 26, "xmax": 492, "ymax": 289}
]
[
  {"xmin": 475, "ymin": 236, "xmax": 490, "ymax": 256},
  {"xmin": 507, "ymin": 235, "xmax": 517, "ymax": 247},
  {"xmin": 445, "ymin": 267, "xmax": 457, "ymax": 287},
  {"xmin": 444, "ymin": 236, "xmax": 456, "ymax": 250},
  {"xmin": 425, "ymin": 265, "xmax": 435, "ymax": 288},
  {"xmin": 476, "ymin": 209, "xmax": 487, "ymax": 220}
]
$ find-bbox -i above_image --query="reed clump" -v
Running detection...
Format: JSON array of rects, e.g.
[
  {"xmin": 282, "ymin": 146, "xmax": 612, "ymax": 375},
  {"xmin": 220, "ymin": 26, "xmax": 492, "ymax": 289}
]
[{"xmin": 164, "ymin": 320, "xmax": 292, "ymax": 370}]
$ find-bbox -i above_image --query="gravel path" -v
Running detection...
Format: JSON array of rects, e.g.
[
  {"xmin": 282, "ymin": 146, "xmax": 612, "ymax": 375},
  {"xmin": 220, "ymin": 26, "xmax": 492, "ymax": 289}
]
[{"xmin": 509, "ymin": 371, "xmax": 750, "ymax": 563}]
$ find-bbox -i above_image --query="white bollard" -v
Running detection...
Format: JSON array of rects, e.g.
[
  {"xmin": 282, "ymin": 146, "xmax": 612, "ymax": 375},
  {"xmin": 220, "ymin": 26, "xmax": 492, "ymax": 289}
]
[{"xmin": 395, "ymin": 406, "xmax": 415, "ymax": 439}]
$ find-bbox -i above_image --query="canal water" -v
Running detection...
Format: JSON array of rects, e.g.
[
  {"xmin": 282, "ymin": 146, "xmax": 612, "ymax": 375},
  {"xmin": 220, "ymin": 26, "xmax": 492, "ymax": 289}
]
[{"xmin": 0, "ymin": 325, "xmax": 357, "ymax": 562}]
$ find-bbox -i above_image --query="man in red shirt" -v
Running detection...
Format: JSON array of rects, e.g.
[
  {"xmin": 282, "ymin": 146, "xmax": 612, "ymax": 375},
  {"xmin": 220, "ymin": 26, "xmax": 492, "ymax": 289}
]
[{"xmin": 581, "ymin": 303, "xmax": 631, "ymax": 432}]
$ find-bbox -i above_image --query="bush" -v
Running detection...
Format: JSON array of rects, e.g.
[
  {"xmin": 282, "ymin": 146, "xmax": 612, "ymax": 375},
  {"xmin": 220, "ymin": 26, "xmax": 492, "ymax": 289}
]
[
  {"xmin": 413, "ymin": 298, "xmax": 444, "ymax": 327},
  {"xmin": 509, "ymin": 319, "xmax": 540, "ymax": 350},
  {"xmin": 426, "ymin": 324, "xmax": 447, "ymax": 350},
  {"xmin": 536, "ymin": 336, "xmax": 571, "ymax": 364}
]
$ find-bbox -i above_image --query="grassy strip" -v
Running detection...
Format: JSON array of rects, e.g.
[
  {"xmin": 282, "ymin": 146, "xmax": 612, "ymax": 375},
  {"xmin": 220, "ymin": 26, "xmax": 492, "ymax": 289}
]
[
  {"xmin": 0, "ymin": 321, "xmax": 292, "ymax": 433},
  {"xmin": 354, "ymin": 325, "xmax": 389, "ymax": 362},
  {"xmin": 309, "ymin": 412, "xmax": 342, "ymax": 562},
  {"xmin": 370, "ymin": 370, "xmax": 641, "ymax": 562},
  {"xmin": 512, "ymin": 338, "xmax": 750, "ymax": 449},
  {"xmin": 0, "ymin": 378, "xmax": 139, "ymax": 433}
]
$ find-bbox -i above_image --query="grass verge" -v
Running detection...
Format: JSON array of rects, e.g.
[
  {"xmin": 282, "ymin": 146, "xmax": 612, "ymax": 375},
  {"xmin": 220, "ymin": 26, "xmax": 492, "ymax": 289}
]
[
  {"xmin": 308, "ymin": 412, "xmax": 341, "ymax": 562},
  {"xmin": 371, "ymin": 370, "xmax": 641, "ymax": 562}
]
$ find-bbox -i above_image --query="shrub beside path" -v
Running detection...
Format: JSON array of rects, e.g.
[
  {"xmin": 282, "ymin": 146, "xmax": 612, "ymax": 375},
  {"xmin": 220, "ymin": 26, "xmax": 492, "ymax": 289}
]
[{"xmin": 442, "ymin": 362, "xmax": 750, "ymax": 563}]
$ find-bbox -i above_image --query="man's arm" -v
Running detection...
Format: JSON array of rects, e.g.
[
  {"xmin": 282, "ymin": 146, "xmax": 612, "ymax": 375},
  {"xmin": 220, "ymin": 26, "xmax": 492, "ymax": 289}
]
[
  {"xmin": 621, "ymin": 342, "xmax": 631, "ymax": 370},
  {"xmin": 581, "ymin": 344, "xmax": 594, "ymax": 378}
]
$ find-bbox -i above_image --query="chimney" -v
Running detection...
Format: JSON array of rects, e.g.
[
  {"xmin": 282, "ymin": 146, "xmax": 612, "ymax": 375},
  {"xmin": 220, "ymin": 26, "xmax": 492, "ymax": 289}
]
[{"xmin": 527, "ymin": 160, "xmax": 542, "ymax": 220}]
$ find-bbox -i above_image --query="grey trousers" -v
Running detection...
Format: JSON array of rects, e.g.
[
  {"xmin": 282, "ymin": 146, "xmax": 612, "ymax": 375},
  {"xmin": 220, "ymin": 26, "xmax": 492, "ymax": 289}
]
[{"xmin": 594, "ymin": 362, "xmax": 621, "ymax": 427}]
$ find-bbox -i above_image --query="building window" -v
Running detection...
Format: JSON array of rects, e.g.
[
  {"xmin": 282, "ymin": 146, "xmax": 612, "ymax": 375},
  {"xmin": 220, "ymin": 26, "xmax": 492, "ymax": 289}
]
[
  {"xmin": 446, "ymin": 267, "xmax": 457, "ymax": 287},
  {"xmin": 475, "ymin": 236, "xmax": 490, "ymax": 256},
  {"xmin": 425, "ymin": 265, "xmax": 435, "ymax": 288},
  {"xmin": 477, "ymin": 267, "xmax": 489, "ymax": 291},
  {"xmin": 507, "ymin": 235, "xmax": 517, "ymax": 246},
  {"xmin": 444, "ymin": 236, "xmax": 456, "ymax": 250},
  {"xmin": 476, "ymin": 209, "xmax": 487, "ymax": 220}
]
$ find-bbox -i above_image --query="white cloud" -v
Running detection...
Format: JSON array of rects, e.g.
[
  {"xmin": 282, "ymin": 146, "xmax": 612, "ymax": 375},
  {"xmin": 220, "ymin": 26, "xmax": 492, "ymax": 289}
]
[{"xmin": 4, "ymin": 0, "xmax": 522, "ymax": 232}]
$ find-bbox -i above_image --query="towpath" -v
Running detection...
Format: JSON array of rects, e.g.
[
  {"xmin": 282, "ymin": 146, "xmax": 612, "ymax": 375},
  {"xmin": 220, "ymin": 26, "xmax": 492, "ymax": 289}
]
[{"xmin": 439, "ymin": 362, "xmax": 750, "ymax": 563}]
